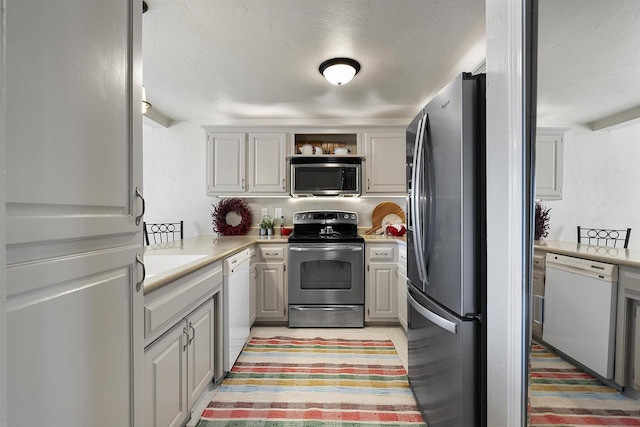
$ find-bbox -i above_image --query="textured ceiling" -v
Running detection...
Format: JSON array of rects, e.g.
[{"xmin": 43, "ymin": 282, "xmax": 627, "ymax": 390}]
[
  {"xmin": 537, "ymin": 0, "xmax": 640, "ymax": 126},
  {"xmin": 143, "ymin": 1, "xmax": 640, "ymax": 127},
  {"xmin": 142, "ymin": 0, "xmax": 486, "ymax": 123}
]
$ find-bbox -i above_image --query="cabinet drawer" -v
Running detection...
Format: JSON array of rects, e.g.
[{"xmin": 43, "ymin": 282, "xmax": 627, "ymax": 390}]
[
  {"xmin": 368, "ymin": 245, "xmax": 396, "ymax": 261},
  {"xmin": 144, "ymin": 261, "xmax": 222, "ymax": 344},
  {"xmin": 258, "ymin": 245, "xmax": 285, "ymax": 261},
  {"xmin": 533, "ymin": 251, "xmax": 546, "ymax": 271}
]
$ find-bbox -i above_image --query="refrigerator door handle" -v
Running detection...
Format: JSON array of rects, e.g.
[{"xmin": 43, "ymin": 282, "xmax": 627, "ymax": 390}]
[
  {"xmin": 423, "ymin": 116, "xmax": 436, "ymax": 272},
  {"xmin": 411, "ymin": 115, "xmax": 429, "ymax": 287},
  {"xmin": 408, "ymin": 291, "xmax": 458, "ymax": 334}
]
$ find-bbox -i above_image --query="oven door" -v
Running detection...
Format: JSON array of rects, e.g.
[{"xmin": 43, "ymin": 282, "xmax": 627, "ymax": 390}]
[{"xmin": 288, "ymin": 243, "xmax": 364, "ymax": 304}]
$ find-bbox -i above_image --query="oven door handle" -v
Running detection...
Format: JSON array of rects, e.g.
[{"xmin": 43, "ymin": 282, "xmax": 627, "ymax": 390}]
[
  {"xmin": 289, "ymin": 246, "xmax": 363, "ymax": 252},
  {"xmin": 291, "ymin": 305, "xmax": 362, "ymax": 312}
]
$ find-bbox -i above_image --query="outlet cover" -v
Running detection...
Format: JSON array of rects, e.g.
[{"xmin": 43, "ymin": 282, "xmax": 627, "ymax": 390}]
[
  {"xmin": 261, "ymin": 208, "xmax": 268, "ymax": 217},
  {"xmin": 275, "ymin": 208, "xmax": 283, "ymax": 218}
]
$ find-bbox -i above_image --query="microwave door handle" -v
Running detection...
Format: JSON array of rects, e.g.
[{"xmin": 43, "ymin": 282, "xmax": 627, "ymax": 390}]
[{"xmin": 341, "ymin": 169, "xmax": 345, "ymax": 190}]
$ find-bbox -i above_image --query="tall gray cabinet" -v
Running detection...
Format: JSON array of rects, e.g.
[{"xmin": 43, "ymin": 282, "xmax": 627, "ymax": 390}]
[{"xmin": 5, "ymin": 1, "xmax": 144, "ymax": 426}]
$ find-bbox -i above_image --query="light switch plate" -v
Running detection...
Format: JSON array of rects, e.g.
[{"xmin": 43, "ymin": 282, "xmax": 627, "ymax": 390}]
[
  {"xmin": 261, "ymin": 208, "xmax": 268, "ymax": 217},
  {"xmin": 275, "ymin": 208, "xmax": 282, "ymax": 218}
]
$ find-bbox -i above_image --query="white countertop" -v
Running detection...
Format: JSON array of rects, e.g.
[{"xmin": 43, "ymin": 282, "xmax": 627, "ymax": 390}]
[
  {"xmin": 534, "ymin": 240, "xmax": 640, "ymax": 268},
  {"xmin": 143, "ymin": 233, "xmax": 406, "ymax": 294},
  {"xmin": 143, "ymin": 235, "xmax": 287, "ymax": 294}
]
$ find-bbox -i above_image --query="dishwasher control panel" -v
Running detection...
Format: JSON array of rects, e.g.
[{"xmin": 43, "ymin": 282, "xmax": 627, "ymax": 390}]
[{"xmin": 545, "ymin": 253, "xmax": 618, "ymax": 281}]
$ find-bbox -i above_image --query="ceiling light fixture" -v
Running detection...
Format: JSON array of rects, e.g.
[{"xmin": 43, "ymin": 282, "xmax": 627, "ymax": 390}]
[{"xmin": 319, "ymin": 58, "xmax": 361, "ymax": 86}]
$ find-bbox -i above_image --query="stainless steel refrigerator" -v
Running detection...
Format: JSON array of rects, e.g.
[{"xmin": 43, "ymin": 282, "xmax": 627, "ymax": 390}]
[{"xmin": 406, "ymin": 73, "xmax": 486, "ymax": 427}]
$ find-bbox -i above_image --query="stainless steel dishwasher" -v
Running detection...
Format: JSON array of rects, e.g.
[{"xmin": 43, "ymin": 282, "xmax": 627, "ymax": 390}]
[{"xmin": 543, "ymin": 253, "xmax": 618, "ymax": 379}]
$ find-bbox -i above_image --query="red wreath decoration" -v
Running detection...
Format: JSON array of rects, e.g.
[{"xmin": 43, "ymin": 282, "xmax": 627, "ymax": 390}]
[{"xmin": 212, "ymin": 198, "xmax": 252, "ymax": 236}]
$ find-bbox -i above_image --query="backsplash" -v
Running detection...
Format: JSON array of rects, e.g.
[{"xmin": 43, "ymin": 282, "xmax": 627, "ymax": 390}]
[{"xmin": 244, "ymin": 197, "xmax": 407, "ymax": 228}]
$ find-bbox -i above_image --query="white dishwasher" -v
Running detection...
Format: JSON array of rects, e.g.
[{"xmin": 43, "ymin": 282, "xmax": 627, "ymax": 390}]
[
  {"xmin": 543, "ymin": 253, "xmax": 618, "ymax": 379},
  {"xmin": 223, "ymin": 249, "xmax": 251, "ymax": 372}
]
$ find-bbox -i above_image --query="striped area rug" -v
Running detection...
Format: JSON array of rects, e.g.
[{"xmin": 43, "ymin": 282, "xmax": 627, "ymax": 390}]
[
  {"xmin": 197, "ymin": 335, "xmax": 426, "ymax": 426},
  {"xmin": 529, "ymin": 343, "xmax": 640, "ymax": 426}
]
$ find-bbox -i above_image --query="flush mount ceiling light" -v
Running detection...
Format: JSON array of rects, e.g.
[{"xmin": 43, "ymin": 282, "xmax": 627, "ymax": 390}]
[{"xmin": 319, "ymin": 58, "xmax": 361, "ymax": 86}]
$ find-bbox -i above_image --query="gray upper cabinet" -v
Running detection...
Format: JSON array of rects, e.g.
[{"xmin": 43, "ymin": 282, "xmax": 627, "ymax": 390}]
[
  {"xmin": 535, "ymin": 128, "xmax": 566, "ymax": 200},
  {"xmin": 248, "ymin": 132, "xmax": 288, "ymax": 193},
  {"xmin": 206, "ymin": 132, "xmax": 247, "ymax": 194},
  {"xmin": 363, "ymin": 129, "xmax": 406, "ymax": 195},
  {"xmin": 205, "ymin": 131, "xmax": 288, "ymax": 196}
]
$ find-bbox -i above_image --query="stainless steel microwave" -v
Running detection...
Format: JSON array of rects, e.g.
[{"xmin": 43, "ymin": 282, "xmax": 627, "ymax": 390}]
[{"xmin": 290, "ymin": 157, "xmax": 361, "ymax": 197}]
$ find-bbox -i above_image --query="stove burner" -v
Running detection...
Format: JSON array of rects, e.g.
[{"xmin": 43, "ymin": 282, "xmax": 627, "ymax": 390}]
[{"xmin": 288, "ymin": 210, "xmax": 363, "ymax": 243}]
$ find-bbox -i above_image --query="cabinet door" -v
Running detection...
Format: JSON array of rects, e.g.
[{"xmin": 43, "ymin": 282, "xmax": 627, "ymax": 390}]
[
  {"xmin": 250, "ymin": 264, "xmax": 257, "ymax": 325},
  {"xmin": 6, "ymin": 0, "xmax": 143, "ymax": 425},
  {"xmin": 531, "ymin": 270, "xmax": 545, "ymax": 339},
  {"xmin": 367, "ymin": 263, "xmax": 399, "ymax": 321},
  {"xmin": 363, "ymin": 130, "xmax": 406, "ymax": 194},
  {"xmin": 248, "ymin": 132, "xmax": 288, "ymax": 193},
  {"xmin": 535, "ymin": 129, "xmax": 565, "ymax": 200},
  {"xmin": 256, "ymin": 262, "xmax": 287, "ymax": 320},
  {"xmin": 145, "ymin": 322, "xmax": 189, "ymax": 427},
  {"xmin": 186, "ymin": 299, "xmax": 215, "ymax": 407},
  {"xmin": 397, "ymin": 270, "xmax": 408, "ymax": 331},
  {"xmin": 206, "ymin": 132, "xmax": 246, "ymax": 194}
]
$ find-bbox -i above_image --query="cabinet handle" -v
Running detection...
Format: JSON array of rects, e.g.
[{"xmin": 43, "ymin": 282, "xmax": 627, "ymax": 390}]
[
  {"xmin": 183, "ymin": 327, "xmax": 190, "ymax": 351},
  {"xmin": 367, "ymin": 178, "xmax": 370, "ymax": 190},
  {"xmin": 282, "ymin": 178, "xmax": 286, "ymax": 190},
  {"xmin": 242, "ymin": 178, "xmax": 246, "ymax": 190},
  {"xmin": 135, "ymin": 254, "xmax": 145, "ymax": 292},
  {"xmin": 135, "ymin": 187, "xmax": 145, "ymax": 225},
  {"xmin": 189, "ymin": 323, "xmax": 195, "ymax": 344}
]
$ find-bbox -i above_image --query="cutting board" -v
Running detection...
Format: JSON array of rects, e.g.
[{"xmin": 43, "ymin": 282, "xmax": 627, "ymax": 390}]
[{"xmin": 365, "ymin": 202, "xmax": 406, "ymax": 235}]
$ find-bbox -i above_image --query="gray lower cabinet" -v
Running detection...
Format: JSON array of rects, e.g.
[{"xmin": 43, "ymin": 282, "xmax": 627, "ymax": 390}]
[
  {"xmin": 366, "ymin": 244, "xmax": 399, "ymax": 323},
  {"xmin": 255, "ymin": 244, "xmax": 288, "ymax": 322},
  {"xmin": 615, "ymin": 266, "xmax": 640, "ymax": 390},
  {"xmin": 143, "ymin": 260, "xmax": 222, "ymax": 427},
  {"xmin": 145, "ymin": 299, "xmax": 214, "ymax": 427},
  {"xmin": 531, "ymin": 249, "xmax": 546, "ymax": 340},
  {"xmin": 250, "ymin": 246, "xmax": 257, "ymax": 325},
  {"xmin": 397, "ymin": 245, "xmax": 408, "ymax": 331}
]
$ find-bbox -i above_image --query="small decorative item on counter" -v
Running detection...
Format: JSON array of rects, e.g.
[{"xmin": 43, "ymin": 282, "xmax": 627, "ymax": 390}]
[
  {"xmin": 259, "ymin": 215, "xmax": 275, "ymax": 236},
  {"xmin": 212, "ymin": 198, "xmax": 252, "ymax": 236},
  {"xmin": 386, "ymin": 224, "xmax": 406, "ymax": 237},
  {"xmin": 280, "ymin": 215, "xmax": 292, "ymax": 236},
  {"xmin": 534, "ymin": 202, "xmax": 551, "ymax": 242}
]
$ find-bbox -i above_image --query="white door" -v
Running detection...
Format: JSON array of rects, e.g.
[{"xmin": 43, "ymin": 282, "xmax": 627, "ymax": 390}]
[
  {"xmin": 187, "ymin": 299, "xmax": 215, "ymax": 404},
  {"xmin": 364, "ymin": 130, "xmax": 406, "ymax": 194},
  {"xmin": 145, "ymin": 322, "xmax": 189, "ymax": 427},
  {"xmin": 248, "ymin": 132, "xmax": 288, "ymax": 193},
  {"xmin": 256, "ymin": 262, "xmax": 286, "ymax": 320},
  {"xmin": 5, "ymin": 0, "xmax": 143, "ymax": 425},
  {"xmin": 367, "ymin": 263, "xmax": 398, "ymax": 320},
  {"xmin": 206, "ymin": 132, "xmax": 247, "ymax": 194}
]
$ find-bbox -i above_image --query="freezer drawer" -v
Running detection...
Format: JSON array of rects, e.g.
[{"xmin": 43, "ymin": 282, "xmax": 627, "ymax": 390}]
[{"xmin": 408, "ymin": 286, "xmax": 479, "ymax": 427}]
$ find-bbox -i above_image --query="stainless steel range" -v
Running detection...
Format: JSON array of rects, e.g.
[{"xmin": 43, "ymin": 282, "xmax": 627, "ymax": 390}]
[{"xmin": 288, "ymin": 210, "xmax": 365, "ymax": 328}]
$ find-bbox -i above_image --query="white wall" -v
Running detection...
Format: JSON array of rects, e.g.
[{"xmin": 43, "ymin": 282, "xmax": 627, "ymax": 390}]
[
  {"xmin": 542, "ymin": 123, "xmax": 640, "ymax": 249},
  {"xmin": 143, "ymin": 122, "xmax": 405, "ymax": 237}
]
